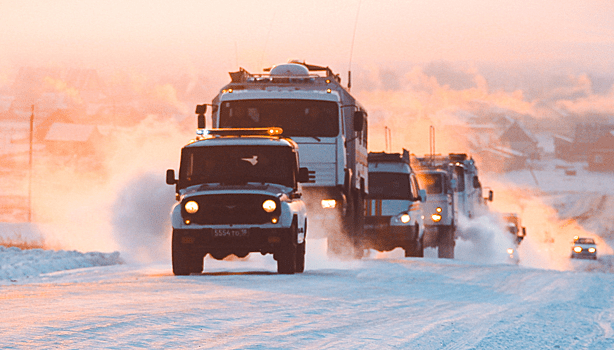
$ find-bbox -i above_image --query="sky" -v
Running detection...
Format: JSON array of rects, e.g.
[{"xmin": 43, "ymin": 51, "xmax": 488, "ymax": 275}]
[{"xmin": 2, "ymin": 0, "xmax": 613, "ymax": 83}]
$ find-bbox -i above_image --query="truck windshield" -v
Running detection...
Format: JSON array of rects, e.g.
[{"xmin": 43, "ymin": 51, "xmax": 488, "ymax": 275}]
[
  {"xmin": 417, "ymin": 173, "xmax": 444, "ymax": 194},
  {"xmin": 368, "ymin": 172, "xmax": 411, "ymax": 199},
  {"xmin": 179, "ymin": 145, "xmax": 296, "ymax": 188},
  {"xmin": 219, "ymin": 99, "xmax": 339, "ymax": 137}
]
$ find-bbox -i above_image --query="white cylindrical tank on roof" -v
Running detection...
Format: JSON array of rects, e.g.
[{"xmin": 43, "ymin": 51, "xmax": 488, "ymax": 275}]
[{"xmin": 269, "ymin": 63, "xmax": 309, "ymax": 76}]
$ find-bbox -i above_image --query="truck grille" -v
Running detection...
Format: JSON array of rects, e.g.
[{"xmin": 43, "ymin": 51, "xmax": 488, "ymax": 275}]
[{"xmin": 182, "ymin": 194, "xmax": 279, "ymax": 225}]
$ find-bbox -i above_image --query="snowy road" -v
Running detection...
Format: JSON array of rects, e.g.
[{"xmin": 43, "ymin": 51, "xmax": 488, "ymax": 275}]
[{"xmin": 3, "ymin": 240, "xmax": 614, "ymax": 349}]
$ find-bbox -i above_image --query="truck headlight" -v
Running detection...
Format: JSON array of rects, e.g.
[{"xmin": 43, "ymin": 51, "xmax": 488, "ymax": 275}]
[
  {"xmin": 262, "ymin": 199, "xmax": 277, "ymax": 213},
  {"xmin": 321, "ymin": 199, "xmax": 337, "ymax": 209},
  {"xmin": 588, "ymin": 247, "xmax": 596, "ymax": 253},
  {"xmin": 400, "ymin": 214, "xmax": 410, "ymax": 223},
  {"xmin": 431, "ymin": 214, "xmax": 442, "ymax": 222},
  {"xmin": 436, "ymin": 207, "xmax": 442, "ymax": 213},
  {"xmin": 185, "ymin": 200, "xmax": 199, "ymax": 214},
  {"xmin": 573, "ymin": 246, "xmax": 582, "ymax": 253}
]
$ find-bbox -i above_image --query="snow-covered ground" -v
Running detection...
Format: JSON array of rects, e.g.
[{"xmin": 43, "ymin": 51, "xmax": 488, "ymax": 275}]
[{"xmin": 3, "ymin": 151, "xmax": 614, "ymax": 348}]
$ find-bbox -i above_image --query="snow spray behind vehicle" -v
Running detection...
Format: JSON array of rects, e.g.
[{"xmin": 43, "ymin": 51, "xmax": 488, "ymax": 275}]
[
  {"xmin": 415, "ymin": 153, "xmax": 493, "ymax": 258},
  {"xmin": 205, "ymin": 61, "xmax": 369, "ymax": 258}
]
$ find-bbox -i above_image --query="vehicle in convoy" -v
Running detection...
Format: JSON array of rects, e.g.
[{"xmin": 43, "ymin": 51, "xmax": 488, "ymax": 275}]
[
  {"xmin": 363, "ymin": 150, "xmax": 427, "ymax": 257},
  {"xmin": 166, "ymin": 127, "xmax": 311, "ymax": 275},
  {"xmin": 415, "ymin": 153, "xmax": 493, "ymax": 259},
  {"xmin": 502, "ymin": 213, "xmax": 526, "ymax": 264},
  {"xmin": 571, "ymin": 236, "xmax": 597, "ymax": 260},
  {"xmin": 202, "ymin": 60, "xmax": 368, "ymax": 257}
]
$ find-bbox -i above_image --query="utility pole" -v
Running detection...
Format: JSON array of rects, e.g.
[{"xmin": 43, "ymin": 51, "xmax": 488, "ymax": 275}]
[{"xmin": 28, "ymin": 105, "xmax": 34, "ymax": 222}]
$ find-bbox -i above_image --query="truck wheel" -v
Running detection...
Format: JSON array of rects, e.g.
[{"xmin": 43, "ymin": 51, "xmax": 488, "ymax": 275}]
[
  {"xmin": 437, "ymin": 227, "xmax": 455, "ymax": 259},
  {"xmin": 277, "ymin": 222, "xmax": 297, "ymax": 274},
  {"xmin": 172, "ymin": 230, "xmax": 203, "ymax": 275},
  {"xmin": 295, "ymin": 241, "xmax": 305, "ymax": 273},
  {"xmin": 404, "ymin": 224, "xmax": 424, "ymax": 258}
]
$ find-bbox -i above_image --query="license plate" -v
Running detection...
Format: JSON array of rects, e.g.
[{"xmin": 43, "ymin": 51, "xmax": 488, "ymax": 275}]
[{"xmin": 213, "ymin": 228, "xmax": 249, "ymax": 238}]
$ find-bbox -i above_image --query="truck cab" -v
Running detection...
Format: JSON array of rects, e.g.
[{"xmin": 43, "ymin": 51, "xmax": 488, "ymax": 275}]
[
  {"xmin": 206, "ymin": 61, "xmax": 369, "ymax": 257},
  {"xmin": 166, "ymin": 128, "xmax": 310, "ymax": 275},
  {"xmin": 363, "ymin": 150, "xmax": 426, "ymax": 257}
]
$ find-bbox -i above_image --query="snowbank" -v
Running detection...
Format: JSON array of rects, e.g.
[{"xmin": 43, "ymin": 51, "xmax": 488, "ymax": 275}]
[{"xmin": 0, "ymin": 246, "xmax": 123, "ymax": 284}]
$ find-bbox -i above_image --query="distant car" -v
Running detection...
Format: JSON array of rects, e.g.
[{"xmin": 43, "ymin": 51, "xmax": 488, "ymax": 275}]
[{"xmin": 571, "ymin": 237, "xmax": 597, "ymax": 260}]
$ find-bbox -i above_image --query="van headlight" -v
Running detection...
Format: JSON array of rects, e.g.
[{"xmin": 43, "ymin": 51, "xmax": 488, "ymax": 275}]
[
  {"xmin": 573, "ymin": 246, "xmax": 582, "ymax": 253},
  {"xmin": 588, "ymin": 247, "xmax": 596, "ymax": 253},
  {"xmin": 393, "ymin": 213, "xmax": 411, "ymax": 224},
  {"xmin": 321, "ymin": 199, "xmax": 337, "ymax": 209},
  {"xmin": 185, "ymin": 200, "xmax": 199, "ymax": 214},
  {"xmin": 431, "ymin": 214, "xmax": 442, "ymax": 222},
  {"xmin": 262, "ymin": 199, "xmax": 277, "ymax": 213}
]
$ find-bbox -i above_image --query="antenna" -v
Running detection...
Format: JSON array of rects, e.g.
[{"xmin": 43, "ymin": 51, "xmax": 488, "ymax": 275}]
[
  {"xmin": 429, "ymin": 125, "xmax": 435, "ymax": 165},
  {"xmin": 385, "ymin": 126, "xmax": 392, "ymax": 153},
  {"xmin": 347, "ymin": 0, "xmax": 362, "ymax": 91}
]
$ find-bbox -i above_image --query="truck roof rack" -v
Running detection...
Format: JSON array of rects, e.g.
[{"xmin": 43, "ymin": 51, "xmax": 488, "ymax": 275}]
[
  {"xmin": 368, "ymin": 149, "xmax": 410, "ymax": 164},
  {"xmin": 204, "ymin": 127, "xmax": 283, "ymax": 137}
]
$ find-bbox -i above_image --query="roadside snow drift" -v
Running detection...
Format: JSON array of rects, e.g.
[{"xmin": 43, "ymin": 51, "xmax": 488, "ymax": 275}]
[{"xmin": 0, "ymin": 246, "xmax": 123, "ymax": 284}]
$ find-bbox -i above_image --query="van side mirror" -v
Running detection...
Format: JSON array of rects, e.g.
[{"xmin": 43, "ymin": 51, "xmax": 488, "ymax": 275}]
[
  {"xmin": 166, "ymin": 169, "xmax": 177, "ymax": 185},
  {"xmin": 298, "ymin": 167, "xmax": 315, "ymax": 183},
  {"xmin": 196, "ymin": 104, "xmax": 207, "ymax": 129},
  {"xmin": 473, "ymin": 176, "xmax": 481, "ymax": 189},
  {"xmin": 418, "ymin": 189, "xmax": 427, "ymax": 202},
  {"xmin": 353, "ymin": 110, "xmax": 365, "ymax": 132}
]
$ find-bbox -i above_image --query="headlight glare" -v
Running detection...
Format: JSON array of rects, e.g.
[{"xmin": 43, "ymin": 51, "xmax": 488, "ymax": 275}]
[
  {"xmin": 431, "ymin": 214, "xmax": 442, "ymax": 222},
  {"xmin": 321, "ymin": 199, "xmax": 337, "ymax": 209},
  {"xmin": 588, "ymin": 247, "xmax": 596, "ymax": 253},
  {"xmin": 573, "ymin": 246, "xmax": 582, "ymax": 253},
  {"xmin": 400, "ymin": 214, "xmax": 411, "ymax": 224},
  {"xmin": 262, "ymin": 199, "xmax": 277, "ymax": 213},
  {"xmin": 185, "ymin": 200, "xmax": 199, "ymax": 214}
]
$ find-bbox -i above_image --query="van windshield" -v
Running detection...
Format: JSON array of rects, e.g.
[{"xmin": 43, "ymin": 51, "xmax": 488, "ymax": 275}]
[
  {"xmin": 368, "ymin": 172, "xmax": 411, "ymax": 199},
  {"xmin": 179, "ymin": 145, "xmax": 296, "ymax": 188},
  {"xmin": 417, "ymin": 173, "xmax": 444, "ymax": 194},
  {"xmin": 219, "ymin": 99, "xmax": 339, "ymax": 137}
]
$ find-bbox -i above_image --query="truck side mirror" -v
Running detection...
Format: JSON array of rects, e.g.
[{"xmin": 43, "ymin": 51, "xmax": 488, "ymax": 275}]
[
  {"xmin": 488, "ymin": 190, "xmax": 494, "ymax": 202},
  {"xmin": 196, "ymin": 104, "xmax": 207, "ymax": 129},
  {"xmin": 353, "ymin": 110, "xmax": 364, "ymax": 132},
  {"xmin": 166, "ymin": 169, "xmax": 177, "ymax": 185},
  {"xmin": 298, "ymin": 167, "xmax": 315, "ymax": 183},
  {"xmin": 418, "ymin": 189, "xmax": 427, "ymax": 202}
]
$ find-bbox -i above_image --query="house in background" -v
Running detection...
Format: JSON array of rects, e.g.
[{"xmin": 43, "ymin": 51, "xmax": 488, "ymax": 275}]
[
  {"xmin": 498, "ymin": 121, "xmax": 540, "ymax": 159},
  {"xmin": 43, "ymin": 122, "xmax": 104, "ymax": 157},
  {"xmin": 555, "ymin": 123, "xmax": 614, "ymax": 163},
  {"xmin": 588, "ymin": 130, "xmax": 614, "ymax": 172}
]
